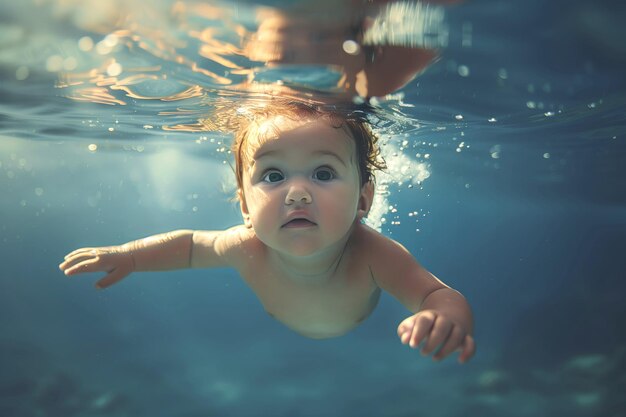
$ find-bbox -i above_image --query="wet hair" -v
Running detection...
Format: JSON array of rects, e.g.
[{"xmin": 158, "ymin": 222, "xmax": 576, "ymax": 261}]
[{"xmin": 230, "ymin": 99, "xmax": 386, "ymax": 194}]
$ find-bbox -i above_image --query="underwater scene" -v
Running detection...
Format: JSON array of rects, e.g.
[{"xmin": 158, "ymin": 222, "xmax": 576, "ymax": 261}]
[{"xmin": 1, "ymin": 0, "xmax": 625, "ymax": 416}]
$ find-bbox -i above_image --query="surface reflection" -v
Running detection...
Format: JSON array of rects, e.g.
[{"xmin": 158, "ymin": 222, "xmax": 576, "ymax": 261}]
[
  {"xmin": 242, "ymin": 0, "xmax": 449, "ymax": 98},
  {"xmin": 55, "ymin": 0, "xmax": 459, "ymax": 117}
]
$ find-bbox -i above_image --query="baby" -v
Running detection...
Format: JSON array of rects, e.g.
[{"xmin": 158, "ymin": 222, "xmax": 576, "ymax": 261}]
[{"xmin": 59, "ymin": 100, "xmax": 475, "ymax": 363}]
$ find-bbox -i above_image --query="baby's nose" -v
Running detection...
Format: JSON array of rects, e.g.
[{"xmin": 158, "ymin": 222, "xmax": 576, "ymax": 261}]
[{"xmin": 285, "ymin": 184, "xmax": 312, "ymax": 204}]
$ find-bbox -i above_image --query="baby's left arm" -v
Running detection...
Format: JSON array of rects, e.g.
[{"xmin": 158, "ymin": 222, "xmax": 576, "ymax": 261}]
[{"xmin": 365, "ymin": 229, "xmax": 475, "ymax": 363}]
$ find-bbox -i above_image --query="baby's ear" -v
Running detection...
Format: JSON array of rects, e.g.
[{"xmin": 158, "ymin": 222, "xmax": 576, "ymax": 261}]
[
  {"xmin": 357, "ymin": 181, "xmax": 375, "ymax": 219},
  {"xmin": 238, "ymin": 190, "xmax": 253, "ymax": 228}
]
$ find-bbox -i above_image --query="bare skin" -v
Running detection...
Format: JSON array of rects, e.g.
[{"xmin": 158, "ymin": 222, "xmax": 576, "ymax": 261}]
[{"xmin": 60, "ymin": 119, "xmax": 475, "ymax": 364}]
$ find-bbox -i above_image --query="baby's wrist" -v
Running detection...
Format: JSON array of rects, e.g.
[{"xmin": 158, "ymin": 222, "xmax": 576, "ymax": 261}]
[{"xmin": 120, "ymin": 243, "xmax": 137, "ymax": 271}]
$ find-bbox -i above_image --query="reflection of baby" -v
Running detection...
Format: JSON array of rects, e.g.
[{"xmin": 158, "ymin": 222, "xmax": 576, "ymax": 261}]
[
  {"xmin": 244, "ymin": 6, "xmax": 438, "ymax": 98},
  {"xmin": 60, "ymin": 101, "xmax": 475, "ymax": 363},
  {"xmin": 242, "ymin": 0, "xmax": 463, "ymax": 97}
]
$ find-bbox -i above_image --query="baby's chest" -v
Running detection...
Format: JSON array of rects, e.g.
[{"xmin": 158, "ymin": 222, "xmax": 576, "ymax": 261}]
[{"xmin": 245, "ymin": 266, "xmax": 380, "ymax": 338}]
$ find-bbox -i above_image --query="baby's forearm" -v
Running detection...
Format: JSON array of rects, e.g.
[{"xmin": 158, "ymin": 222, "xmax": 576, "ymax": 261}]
[
  {"xmin": 420, "ymin": 287, "xmax": 474, "ymax": 334},
  {"xmin": 122, "ymin": 230, "xmax": 194, "ymax": 272}
]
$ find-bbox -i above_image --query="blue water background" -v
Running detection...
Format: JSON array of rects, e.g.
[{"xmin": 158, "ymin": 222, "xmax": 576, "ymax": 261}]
[{"xmin": 1, "ymin": 0, "xmax": 625, "ymax": 416}]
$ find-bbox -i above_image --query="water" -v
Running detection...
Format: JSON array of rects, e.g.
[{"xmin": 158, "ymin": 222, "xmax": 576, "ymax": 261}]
[{"xmin": 1, "ymin": 0, "xmax": 626, "ymax": 416}]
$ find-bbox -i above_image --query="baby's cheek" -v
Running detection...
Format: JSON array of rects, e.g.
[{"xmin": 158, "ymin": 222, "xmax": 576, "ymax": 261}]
[
  {"xmin": 249, "ymin": 219, "xmax": 271, "ymax": 245},
  {"xmin": 329, "ymin": 200, "xmax": 358, "ymax": 228}
]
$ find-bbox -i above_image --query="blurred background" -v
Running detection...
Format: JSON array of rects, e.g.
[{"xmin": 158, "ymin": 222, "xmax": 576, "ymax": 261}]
[{"xmin": 1, "ymin": 0, "xmax": 625, "ymax": 416}]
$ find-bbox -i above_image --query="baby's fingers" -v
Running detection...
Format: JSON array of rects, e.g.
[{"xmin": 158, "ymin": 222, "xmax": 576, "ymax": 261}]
[
  {"xmin": 63, "ymin": 257, "xmax": 104, "ymax": 276},
  {"xmin": 410, "ymin": 311, "xmax": 436, "ymax": 349},
  {"xmin": 397, "ymin": 317, "xmax": 415, "ymax": 344},
  {"xmin": 95, "ymin": 267, "xmax": 129, "ymax": 289},
  {"xmin": 432, "ymin": 325, "xmax": 464, "ymax": 361},
  {"xmin": 421, "ymin": 316, "xmax": 452, "ymax": 355},
  {"xmin": 457, "ymin": 334, "xmax": 476, "ymax": 364},
  {"xmin": 59, "ymin": 251, "xmax": 96, "ymax": 272},
  {"xmin": 64, "ymin": 247, "xmax": 97, "ymax": 260}
]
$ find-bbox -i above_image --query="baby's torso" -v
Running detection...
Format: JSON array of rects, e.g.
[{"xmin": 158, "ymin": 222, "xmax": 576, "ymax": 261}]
[{"xmin": 236, "ymin": 237, "xmax": 381, "ymax": 339}]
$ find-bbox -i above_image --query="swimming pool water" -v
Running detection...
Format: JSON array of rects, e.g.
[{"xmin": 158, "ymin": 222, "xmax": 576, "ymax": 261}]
[{"xmin": 1, "ymin": 1, "xmax": 625, "ymax": 416}]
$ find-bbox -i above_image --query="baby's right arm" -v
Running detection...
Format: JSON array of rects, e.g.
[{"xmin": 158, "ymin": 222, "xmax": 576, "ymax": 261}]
[{"xmin": 59, "ymin": 226, "xmax": 248, "ymax": 289}]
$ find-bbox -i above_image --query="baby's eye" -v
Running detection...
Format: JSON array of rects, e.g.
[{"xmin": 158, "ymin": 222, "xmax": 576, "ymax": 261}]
[
  {"xmin": 261, "ymin": 170, "xmax": 284, "ymax": 183},
  {"xmin": 313, "ymin": 167, "xmax": 335, "ymax": 181}
]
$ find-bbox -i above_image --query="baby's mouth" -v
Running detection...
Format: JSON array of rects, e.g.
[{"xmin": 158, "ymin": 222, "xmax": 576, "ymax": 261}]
[{"xmin": 282, "ymin": 218, "xmax": 317, "ymax": 228}]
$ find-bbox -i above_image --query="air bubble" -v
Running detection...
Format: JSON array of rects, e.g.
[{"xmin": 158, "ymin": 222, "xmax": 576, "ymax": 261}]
[
  {"xmin": 342, "ymin": 40, "xmax": 361, "ymax": 55},
  {"xmin": 107, "ymin": 62, "xmax": 122, "ymax": 77},
  {"xmin": 103, "ymin": 34, "xmax": 119, "ymax": 47},
  {"xmin": 78, "ymin": 36, "xmax": 94, "ymax": 51},
  {"xmin": 46, "ymin": 55, "xmax": 63, "ymax": 72},
  {"xmin": 490, "ymin": 144, "xmax": 501, "ymax": 159}
]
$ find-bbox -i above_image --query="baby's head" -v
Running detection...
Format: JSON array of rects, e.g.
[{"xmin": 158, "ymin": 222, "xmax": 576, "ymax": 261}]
[
  {"xmin": 231, "ymin": 100, "xmax": 386, "ymax": 196},
  {"xmin": 229, "ymin": 99, "xmax": 386, "ymax": 254}
]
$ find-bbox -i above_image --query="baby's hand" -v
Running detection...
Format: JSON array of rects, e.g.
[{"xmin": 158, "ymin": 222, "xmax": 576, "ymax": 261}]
[
  {"xmin": 397, "ymin": 310, "xmax": 475, "ymax": 364},
  {"xmin": 59, "ymin": 246, "xmax": 134, "ymax": 289}
]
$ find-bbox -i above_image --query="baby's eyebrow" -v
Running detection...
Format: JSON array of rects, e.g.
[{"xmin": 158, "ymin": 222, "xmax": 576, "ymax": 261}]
[
  {"xmin": 254, "ymin": 149, "xmax": 348, "ymax": 168},
  {"xmin": 312, "ymin": 150, "xmax": 348, "ymax": 168},
  {"xmin": 253, "ymin": 149, "xmax": 281, "ymax": 161}
]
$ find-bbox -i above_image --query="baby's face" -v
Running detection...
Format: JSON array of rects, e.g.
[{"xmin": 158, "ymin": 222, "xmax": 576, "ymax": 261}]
[{"xmin": 240, "ymin": 118, "xmax": 369, "ymax": 257}]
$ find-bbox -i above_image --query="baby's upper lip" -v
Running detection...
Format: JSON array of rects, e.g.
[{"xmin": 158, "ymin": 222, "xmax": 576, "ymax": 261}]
[{"xmin": 282, "ymin": 211, "xmax": 316, "ymax": 227}]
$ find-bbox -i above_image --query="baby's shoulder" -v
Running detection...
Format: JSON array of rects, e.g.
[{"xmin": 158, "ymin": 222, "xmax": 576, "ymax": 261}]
[
  {"xmin": 221, "ymin": 224, "xmax": 264, "ymax": 251},
  {"xmin": 348, "ymin": 223, "xmax": 413, "ymax": 266},
  {"xmin": 218, "ymin": 225, "xmax": 266, "ymax": 267},
  {"xmin": 350, "ymin": 223, "xmax": 393, "ymax": 249}
]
